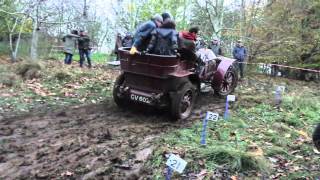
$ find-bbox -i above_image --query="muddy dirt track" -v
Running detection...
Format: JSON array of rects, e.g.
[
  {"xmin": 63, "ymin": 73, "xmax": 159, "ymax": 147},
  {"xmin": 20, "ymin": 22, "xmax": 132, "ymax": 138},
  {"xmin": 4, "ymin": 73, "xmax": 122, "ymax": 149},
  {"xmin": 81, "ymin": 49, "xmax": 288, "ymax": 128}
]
[{"xmin": 0, "ymin": 92, "xmax": 226, "ymax": 179}]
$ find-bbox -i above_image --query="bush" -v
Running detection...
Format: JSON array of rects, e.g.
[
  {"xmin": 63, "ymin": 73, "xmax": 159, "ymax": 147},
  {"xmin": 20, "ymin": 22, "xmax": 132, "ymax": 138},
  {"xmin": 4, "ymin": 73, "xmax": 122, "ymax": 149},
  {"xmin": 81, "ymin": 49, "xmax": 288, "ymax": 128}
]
[
  {"xmin": 0, "ymin": 72, "xmax": 21, "ymax": 87},
  {"xmin": 53, "ymin": 70, "xmax": 73, "ymax": 81},
  {"xmin": 16, "ymin": 61, "xmax": 43, "ymax": 79}
]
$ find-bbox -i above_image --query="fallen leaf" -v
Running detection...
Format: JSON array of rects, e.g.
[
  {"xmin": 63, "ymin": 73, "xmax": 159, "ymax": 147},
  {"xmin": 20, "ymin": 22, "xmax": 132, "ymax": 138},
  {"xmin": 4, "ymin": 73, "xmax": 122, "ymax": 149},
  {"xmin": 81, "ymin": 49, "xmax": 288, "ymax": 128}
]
[
  {"xmin": 296, "ymin": 130, "xmax": 310, "ymax": 140},
  {"xmin": 231, "ymin": 175, "xmax": 238, "ymax": 180},
  {"xmin": 313, "ymin": 148, "xmax": 320, "ymax": 154},
  {"xmin": 247, "ymin": 143, "xmax": 264, "ymax": 157}
]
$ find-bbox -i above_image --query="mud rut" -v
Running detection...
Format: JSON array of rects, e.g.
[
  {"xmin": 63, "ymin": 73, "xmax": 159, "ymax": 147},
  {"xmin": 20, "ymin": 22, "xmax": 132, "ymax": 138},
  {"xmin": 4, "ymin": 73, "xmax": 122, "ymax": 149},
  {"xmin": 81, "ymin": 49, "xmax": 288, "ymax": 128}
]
[{"xmin": 0, "ymin": 93, "xmax": 226, "ymax": 179}]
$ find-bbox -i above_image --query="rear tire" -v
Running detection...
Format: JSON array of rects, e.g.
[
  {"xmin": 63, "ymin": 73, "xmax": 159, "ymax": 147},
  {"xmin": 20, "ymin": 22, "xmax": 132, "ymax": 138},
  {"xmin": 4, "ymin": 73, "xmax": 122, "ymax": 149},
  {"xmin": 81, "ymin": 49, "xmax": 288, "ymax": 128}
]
[
  {"xmin": 113, "ymin": 73, "xmax": 126, "ymax": 108},
  {"xmin": 313, "ymin": 124, "xmax": 320, "ymax": 151},
  {"xmin": 213, "ymin": 65, "xmax": 238, "ymax": 97},
  {"xmin": 171, "ymin": 82, "xmax": 196, "ymax": 120}
]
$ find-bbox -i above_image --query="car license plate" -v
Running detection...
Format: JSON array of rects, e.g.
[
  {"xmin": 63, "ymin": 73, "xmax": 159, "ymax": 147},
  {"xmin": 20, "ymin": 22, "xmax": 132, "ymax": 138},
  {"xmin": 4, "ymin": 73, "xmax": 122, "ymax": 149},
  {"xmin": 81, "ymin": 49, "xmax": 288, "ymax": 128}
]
[{"xmin": 130, "ymin": 94, "xmax": 151, "ymax": 104}]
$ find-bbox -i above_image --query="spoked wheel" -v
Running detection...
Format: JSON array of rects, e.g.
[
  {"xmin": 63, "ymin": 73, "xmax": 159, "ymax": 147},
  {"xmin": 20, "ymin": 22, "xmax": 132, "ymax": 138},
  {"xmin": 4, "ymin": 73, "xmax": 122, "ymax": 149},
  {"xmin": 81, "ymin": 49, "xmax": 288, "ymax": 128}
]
[
  {"xmin": 213, "ymin": 65, "xmax": 238, "ymax": 96},
  {"xmin": 171, "ymin": 82, "xmax": 196, "ymax": 120},
  {"xmin": 113, "ymin": 73, "xmax": 127, "ymax": 108},
  {"xmin": 313, "ymin": 124, "xmax": 320, "ymax": 151}
]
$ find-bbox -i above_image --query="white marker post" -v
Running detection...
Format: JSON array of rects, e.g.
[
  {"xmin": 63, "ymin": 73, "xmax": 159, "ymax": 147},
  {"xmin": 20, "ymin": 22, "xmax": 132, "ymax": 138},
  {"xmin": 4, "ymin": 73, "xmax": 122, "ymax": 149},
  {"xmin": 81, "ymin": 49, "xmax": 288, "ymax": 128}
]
[
  {"xmin": 224, "ymin": 95, "xmax": 235, "ymax": 120},
  {"xmin": 200, "ymin": 111, "xmax": 219, "ymax": 145}
]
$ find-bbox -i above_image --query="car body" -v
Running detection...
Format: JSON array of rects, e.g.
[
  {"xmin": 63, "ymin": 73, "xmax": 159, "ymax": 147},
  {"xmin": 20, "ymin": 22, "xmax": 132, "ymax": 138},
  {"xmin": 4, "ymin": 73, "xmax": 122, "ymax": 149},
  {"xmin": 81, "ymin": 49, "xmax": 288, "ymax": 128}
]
[{"xmin": 113, "ymin": 47, "xmax": 238, "ymax": 120}]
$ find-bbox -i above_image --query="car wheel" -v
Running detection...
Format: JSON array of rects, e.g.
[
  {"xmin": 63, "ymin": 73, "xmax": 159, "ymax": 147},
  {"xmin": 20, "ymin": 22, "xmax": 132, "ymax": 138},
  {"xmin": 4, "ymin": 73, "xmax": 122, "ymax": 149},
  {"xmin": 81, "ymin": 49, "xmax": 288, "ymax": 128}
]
[
  {"xmin": 213, "ymin": 65, "xmax": 238, "ymax": 97},
  {"xmin": 171, "ymin": 82, "xmax": 196, "ymax": 120},
  {"xmin": 313, "ymin": 124, "xmax": 320, "ymax": 151},
  {"xmin": 113, "ymin": 73, "xmax": 126, "ymax": 108}
]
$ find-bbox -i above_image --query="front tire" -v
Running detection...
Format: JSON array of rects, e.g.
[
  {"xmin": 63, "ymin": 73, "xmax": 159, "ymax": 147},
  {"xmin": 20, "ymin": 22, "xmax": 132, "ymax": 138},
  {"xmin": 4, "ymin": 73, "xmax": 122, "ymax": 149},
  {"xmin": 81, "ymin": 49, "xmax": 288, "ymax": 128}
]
[
  {"xmin": 171, "ymin": 82, "xmax": 196, "ymax": 120},
  {"xmin": 313, "ymin": 124, "xmax": 320, "ymax": 151},
  {"xmin": 213, "ymin": 65, "xmax": 238, "ymax": 97}
]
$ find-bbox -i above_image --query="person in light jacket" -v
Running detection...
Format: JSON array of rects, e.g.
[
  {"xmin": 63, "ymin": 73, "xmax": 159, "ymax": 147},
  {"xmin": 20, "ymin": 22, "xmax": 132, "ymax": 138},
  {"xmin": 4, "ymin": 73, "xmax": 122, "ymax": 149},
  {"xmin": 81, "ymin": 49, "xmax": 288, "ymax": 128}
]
[{"xmin": 62, "ymin": 30, "xmax": 79, "ymax": 64}]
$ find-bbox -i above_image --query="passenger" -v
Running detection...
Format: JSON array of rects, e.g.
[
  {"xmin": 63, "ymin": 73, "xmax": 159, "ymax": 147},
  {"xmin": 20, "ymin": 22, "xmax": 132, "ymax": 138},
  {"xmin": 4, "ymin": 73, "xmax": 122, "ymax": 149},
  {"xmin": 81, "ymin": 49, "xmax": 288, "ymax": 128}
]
[
  {"xmin": 130, "ymin": 14, "xmax": 163, "ymax": 54},
  {"xmin": 178, "ymin": 26, "xmax": 199, "ymax": 52},
  {"xmin": 146, "ymin": 19, "xmax": 178, "ymax": 56},
  {"xmin": 178, "ymin": 26, "xmax": 199, "ymax": 61}
]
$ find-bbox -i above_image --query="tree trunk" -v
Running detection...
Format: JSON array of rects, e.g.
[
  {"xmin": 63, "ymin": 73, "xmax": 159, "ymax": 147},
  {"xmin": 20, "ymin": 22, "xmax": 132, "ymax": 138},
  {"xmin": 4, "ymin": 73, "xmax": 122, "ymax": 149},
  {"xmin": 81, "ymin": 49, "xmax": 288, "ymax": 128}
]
[
  {"xmin": 13, "ymin": 18, "xmax": 26, "ymax": 61},
  {"xmin": 30, "ymin": 19, "xmax": 38, "ymax": 60}
]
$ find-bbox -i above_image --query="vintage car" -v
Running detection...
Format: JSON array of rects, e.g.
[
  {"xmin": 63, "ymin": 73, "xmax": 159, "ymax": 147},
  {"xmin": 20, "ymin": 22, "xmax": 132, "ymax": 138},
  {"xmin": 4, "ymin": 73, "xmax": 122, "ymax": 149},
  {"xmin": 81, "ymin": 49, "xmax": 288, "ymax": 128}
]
[
  {"xmin": 313, "ymin": 124, "xmax": 320, "ymax": 151},
  {"xmin": 113, "ymin": 47, "xmax": 238, "ymax": 120}
]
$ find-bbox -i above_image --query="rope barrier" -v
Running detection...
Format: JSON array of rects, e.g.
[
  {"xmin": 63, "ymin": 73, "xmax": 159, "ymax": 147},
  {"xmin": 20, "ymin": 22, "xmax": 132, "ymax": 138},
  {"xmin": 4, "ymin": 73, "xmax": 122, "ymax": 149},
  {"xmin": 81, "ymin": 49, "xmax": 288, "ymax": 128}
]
[{"xmin": 236, "ymin": 61, "xmax": 320, "ymax": 73}]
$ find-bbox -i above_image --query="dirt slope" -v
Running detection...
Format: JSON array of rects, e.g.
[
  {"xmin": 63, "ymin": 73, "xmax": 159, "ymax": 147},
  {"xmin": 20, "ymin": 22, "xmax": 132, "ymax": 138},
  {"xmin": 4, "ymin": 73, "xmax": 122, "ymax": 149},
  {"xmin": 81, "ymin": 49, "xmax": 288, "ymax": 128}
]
[{"xmin": 0, "ymin": 93, "xmax": 225, "ymax": 179}]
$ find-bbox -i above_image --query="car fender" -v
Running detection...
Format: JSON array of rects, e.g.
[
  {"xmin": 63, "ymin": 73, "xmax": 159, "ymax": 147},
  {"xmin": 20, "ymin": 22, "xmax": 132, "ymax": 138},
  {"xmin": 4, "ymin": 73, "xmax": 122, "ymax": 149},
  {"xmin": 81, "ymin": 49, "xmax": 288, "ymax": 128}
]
[{"xmin": 212, "ymin": 57, "xmax": 236, "ymax": 89}]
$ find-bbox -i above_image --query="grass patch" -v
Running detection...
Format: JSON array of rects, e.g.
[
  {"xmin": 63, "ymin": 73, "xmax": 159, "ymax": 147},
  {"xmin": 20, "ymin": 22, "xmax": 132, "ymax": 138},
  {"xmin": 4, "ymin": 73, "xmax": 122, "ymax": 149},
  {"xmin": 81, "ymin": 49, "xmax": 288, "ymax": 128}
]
[
  {"xmin": 0, "ymin": 72, "xmax": 21, "ymax": 87},
  {"xmin": 147, "ymin": 75, "xmax": 320, "ymax": 178},
  {"xmin": 48, "ymin": 52, "xmax": 113, "ymax": 64},
  {"xmin": 16, "ymin": 61, "xmax": 43, "ymax": 79}
]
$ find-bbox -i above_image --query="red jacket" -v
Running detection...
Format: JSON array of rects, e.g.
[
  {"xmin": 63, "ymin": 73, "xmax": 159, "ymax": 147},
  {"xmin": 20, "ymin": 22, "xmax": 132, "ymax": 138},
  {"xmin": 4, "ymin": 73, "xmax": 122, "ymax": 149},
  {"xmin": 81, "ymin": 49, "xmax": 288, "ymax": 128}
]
[{"xmin": 180, "ymin": 31, "xmax": 197, "ymax": 41}]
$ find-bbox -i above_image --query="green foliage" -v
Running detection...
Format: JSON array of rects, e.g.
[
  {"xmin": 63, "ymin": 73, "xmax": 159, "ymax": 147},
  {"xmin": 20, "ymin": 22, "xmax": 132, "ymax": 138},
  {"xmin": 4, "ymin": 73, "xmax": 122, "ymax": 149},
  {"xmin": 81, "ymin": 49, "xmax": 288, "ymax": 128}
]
[
  {"xmin": 48, "ymin": 52, "xmax": 111, "ymax": 64},
  {"xmin": 249, "ymin": 0, "xmax": 320, "ymax": 68}
]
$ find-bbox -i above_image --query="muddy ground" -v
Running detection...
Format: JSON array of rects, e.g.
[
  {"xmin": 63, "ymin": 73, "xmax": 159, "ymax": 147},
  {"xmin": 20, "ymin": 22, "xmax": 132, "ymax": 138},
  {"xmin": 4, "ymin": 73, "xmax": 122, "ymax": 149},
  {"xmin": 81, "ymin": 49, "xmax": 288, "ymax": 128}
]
[{"xmin": 0, "ymin": 87, "xmax": 226, "ymax": 179}]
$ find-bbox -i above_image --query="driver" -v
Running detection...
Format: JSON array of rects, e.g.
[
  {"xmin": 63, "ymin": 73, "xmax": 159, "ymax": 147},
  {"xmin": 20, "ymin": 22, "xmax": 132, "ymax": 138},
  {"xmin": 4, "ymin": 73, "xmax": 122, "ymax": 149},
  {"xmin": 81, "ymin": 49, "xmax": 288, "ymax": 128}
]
[{"xmin": 196, "ymin": 42, "xmax": 217, "ymax": 80}]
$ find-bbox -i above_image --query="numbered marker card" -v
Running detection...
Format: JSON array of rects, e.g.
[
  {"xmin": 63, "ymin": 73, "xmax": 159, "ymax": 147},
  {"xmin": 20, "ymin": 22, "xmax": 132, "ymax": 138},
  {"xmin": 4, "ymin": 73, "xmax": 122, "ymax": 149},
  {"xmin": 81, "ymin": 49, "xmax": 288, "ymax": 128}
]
[
  {"xmin": 227, "ymin": 95, "xmax": 236, "ymax": 102},
  {"xmin": 166, "ymin": 154, "xmax": 187, "ymax": 174},
  {"xmin": 206, "ymin": 111, "xmax": 219, "ymax": 121}
]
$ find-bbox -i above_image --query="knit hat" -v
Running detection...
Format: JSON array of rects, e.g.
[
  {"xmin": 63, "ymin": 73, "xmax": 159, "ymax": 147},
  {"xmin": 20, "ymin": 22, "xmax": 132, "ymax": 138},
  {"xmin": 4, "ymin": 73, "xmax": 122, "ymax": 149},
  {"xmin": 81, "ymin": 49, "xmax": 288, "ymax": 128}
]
[
  {"xmin": 161, "ymin": 12, "xmax": 171, "ymax": 21},
  {"xmin": 153, "ymin": 14, "xmax": 163, "ymax": 23}
]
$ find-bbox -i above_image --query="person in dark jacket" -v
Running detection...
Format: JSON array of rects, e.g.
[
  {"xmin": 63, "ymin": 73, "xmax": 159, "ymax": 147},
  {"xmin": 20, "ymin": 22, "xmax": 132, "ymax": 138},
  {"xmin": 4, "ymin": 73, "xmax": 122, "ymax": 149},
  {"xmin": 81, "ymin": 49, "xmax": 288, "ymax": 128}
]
[
  {"xmin": 62, "ymin": 30, "xmax": 79, "ymax": 64},
  {"xmin": 209, "ymin": 38, "xmax": 223, "ymax": 56},
  {"xmin": 232, "ymin": 40, "xmax": 247, "ymax": 78},
  {"xmin": 146, "ymin": 19, "xmax": 178, "ymax": 56},
  {"xmin": 78, "ymin": 30, "xmax": 92, "ymax": 68},
  {"xmin": 130, "ymin": 14, "xmax": 163, "ymax": 54},
  {"xmin": 114, "ymin": 33, "xmax": 122, "ymax": 60}
]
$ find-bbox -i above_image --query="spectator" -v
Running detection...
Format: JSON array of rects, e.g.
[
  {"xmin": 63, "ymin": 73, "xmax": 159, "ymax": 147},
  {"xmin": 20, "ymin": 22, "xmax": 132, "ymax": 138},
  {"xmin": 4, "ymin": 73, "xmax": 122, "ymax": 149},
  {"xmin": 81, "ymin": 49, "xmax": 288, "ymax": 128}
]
[
  {"xmin": 62, "ymin": 30, "xmax": 79, "ymax": 64},
  {"xmin": 232, "ymin": 40, "xmax": 247, "ymax": 78},
  {"xmin": 114, "ymin": 33, "xmax": 122, "ymax": 60},
  {"xmin": 130, "ymin": 14, "xmax": 163, "ymax": 54},
  {"xmin": 78, "ymin": 30, "xmax": 92, "ymax": 68},
  {"xmin": 122, "ymin": 32, "xmax": 133, "ymax": 47},
  {"xmin": 209, "ymin": 37, "xmax": 223, "ymax": 56},
  {"xmin": 146, "ymin": 19, "xmax": 178, "ymax": 55}
]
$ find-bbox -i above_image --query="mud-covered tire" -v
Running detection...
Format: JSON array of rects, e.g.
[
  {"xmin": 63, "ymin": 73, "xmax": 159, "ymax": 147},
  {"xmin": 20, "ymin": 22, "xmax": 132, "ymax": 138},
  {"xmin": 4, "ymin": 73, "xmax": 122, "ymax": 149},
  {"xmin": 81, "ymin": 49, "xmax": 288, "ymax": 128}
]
[
  {"xmin": 213, "ymin": 65, "xmax": 238, "ymax": 97},
  {"xmin": 113, "ymin": 73, "xmax": 126, "ymax": 108},
  {"xmin": 171, "ymin": 82, "xmax": 196, "ymax": 120},
  {"xmin": 313, "ymin": 124, "xmax": 320, "ymax": 151}
]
